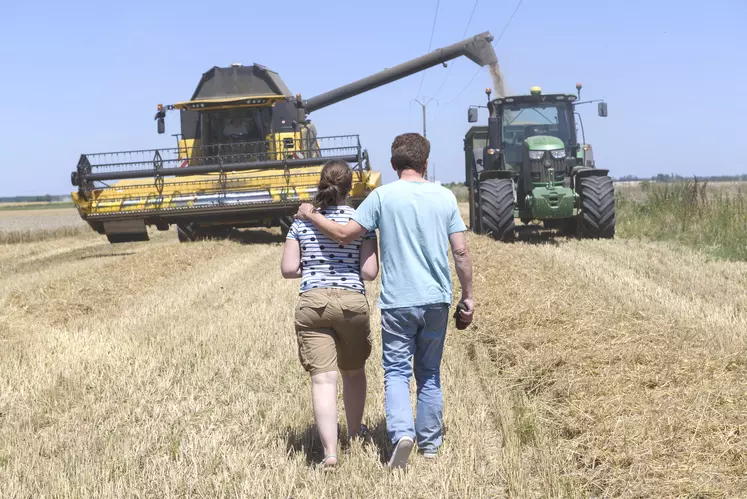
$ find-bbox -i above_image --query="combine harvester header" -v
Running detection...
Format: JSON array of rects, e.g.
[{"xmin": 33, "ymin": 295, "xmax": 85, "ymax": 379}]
[{"xmin": 70, "ymin": 33, "xmax": 497, "ymax": 243}]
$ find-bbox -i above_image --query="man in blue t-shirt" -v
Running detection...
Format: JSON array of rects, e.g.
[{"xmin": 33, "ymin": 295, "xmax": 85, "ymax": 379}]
[{"xmin": 297, "ymin": 133, "xmax": 474, "ymax": 470}]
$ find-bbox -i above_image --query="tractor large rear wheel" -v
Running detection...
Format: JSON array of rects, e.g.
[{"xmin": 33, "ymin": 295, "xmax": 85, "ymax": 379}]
[
  {"xmin": 478, "ymin": 178, "xmax": 515, "ymax": 242},
  {"xmin": 578, "ymin": 176, "xmax": 616, "ymax": 238}
]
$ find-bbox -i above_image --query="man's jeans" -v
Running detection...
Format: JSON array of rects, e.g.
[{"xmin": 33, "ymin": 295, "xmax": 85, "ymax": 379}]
[{"xmin": 381, "ymin": 304, "xmax": 449, "ymax": 452}]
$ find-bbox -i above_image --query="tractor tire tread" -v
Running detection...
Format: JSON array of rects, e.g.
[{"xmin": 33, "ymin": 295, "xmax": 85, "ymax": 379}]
[
  {"xmin": 579, "ymin": 176, "xmax": 616, "ymax": 238},
  {"xmin": 478, "ymin": 178, "xmax": 515, "ymax": 242}
]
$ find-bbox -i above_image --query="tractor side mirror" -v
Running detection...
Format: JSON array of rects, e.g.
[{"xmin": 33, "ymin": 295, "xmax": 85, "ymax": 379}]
[
  {"xmin": 157, "ymin": 117, "xmax": 165, "ymax": 134},
  {"xmin": 598, "ymin": 102, "xmax": 608, "ymax": 117},
  {"xmin": 468, "ymin": 107, "xmax": 478, "ymax": 123}
]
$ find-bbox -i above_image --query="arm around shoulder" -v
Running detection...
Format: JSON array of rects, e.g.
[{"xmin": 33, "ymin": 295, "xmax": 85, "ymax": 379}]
[{"xmin": 305, "ymin": 209, "xmax": 367, "ymax": 245}]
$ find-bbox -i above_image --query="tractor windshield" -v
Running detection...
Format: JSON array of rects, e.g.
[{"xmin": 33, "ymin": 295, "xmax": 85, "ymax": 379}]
[
  {"xmin": 500, "ymin": 101, "xmax": 573, "ymax": 167},
  {"xmin": 502, "ymin": 102, "xmax": 572, "ymax": 146}
]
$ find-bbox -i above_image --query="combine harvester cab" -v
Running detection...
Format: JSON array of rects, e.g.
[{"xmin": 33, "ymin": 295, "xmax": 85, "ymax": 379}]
[{"xmin": 71, "ymin": 33, "xmax": 499, "ymax": 243}]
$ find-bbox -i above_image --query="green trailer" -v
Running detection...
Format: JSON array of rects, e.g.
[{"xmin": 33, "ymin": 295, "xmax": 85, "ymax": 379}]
[{"xmin": 465, "ymin": 85, "xmax": 615, "ymax": 241}]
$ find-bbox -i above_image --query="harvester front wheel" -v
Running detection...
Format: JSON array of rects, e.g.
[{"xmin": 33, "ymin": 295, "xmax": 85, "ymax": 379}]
[
  {"xmin": 177, "ymin": 224, "xmax": 195, "ymax": 243},
  {"xmin": 177, "ymin": 224, "xmax": 232, "ymax": 242},
  {"xmin": 278, "ymin": 216, "xmax": 295, "ymax": 237},
  {"xmin": 478, "ymin": 178, "xmax": 515, "ymax": 242},
  {"xmin": 578, "ymin": 175, "xmax": 616, "ymax": 239},
  {"xmin": 106, "ymin": 233, "xmax": 149, "ymax": 244}
]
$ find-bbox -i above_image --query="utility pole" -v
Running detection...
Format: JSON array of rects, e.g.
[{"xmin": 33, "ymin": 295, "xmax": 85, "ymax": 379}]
[
  {"xmin": 412, "ymin": 98, "xmax": 429, "ymax": 138},
  {"xmin": 411, "ymin": 98, "xmax": 436, "ymax": 179}
]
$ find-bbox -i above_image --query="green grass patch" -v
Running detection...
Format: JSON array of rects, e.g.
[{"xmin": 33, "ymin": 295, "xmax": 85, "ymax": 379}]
[
  {"xmin": 617, "ymin": 180, "xmax": 747, "ymax": 260},
  {"xmin": 448, "ymin": 184, "xmax": 469, "ymax": 203},
  {"xmin": 0, "ymin": 202, "xmax": 74, "ymax": 211}
]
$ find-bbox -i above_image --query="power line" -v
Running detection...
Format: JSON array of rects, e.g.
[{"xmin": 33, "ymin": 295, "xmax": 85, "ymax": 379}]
[
  {"xmin": 415, "ymin": 0, "xmax": 442, "ymax": 100},
  {"xmin": 494, "ymin": 0, "xmax": 524, "ymax": 46},
  {"xmin": 444, "ymin": 0, "xmax": 524, "ymax": 105},
  {"xmin": 461, "ymin": 0, "xmax": 481, "ymax": 38},
  {"xmin": 430, "ymin": 0, "xmax": 480, "ymax": 102}
]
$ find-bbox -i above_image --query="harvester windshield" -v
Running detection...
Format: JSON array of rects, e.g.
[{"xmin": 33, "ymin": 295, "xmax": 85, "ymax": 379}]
[{"xmin": 204, "ymin": 108, "xmax": 271, "ymax": 144}]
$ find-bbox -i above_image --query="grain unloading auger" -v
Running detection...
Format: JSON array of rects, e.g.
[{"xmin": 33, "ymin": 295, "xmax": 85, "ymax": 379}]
[{"xmin": 70, "ymin": 32, "xmax": 497, "ymax": 243}]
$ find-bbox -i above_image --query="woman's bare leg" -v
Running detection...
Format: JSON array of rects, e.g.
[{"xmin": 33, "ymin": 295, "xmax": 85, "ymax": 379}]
[
  {"xmin": 311, "ymin": 370, "xmax": 339, "ymax": 462},
  {"xmin": 341, "ymin": 368, "xmax": 367, "ymax": 438}
]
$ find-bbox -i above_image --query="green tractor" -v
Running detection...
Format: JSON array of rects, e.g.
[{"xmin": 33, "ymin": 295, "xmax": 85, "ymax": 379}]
[{"xmin": 465, "ymin": 84, "xmax": 614, "ymax": 241}]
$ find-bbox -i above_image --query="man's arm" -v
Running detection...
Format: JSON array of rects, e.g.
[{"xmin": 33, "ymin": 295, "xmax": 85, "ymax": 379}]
[
  {"xmin": 296, "ymin": 203, "xmax": 369, "ymax": 245},
  {"xmin": 449, "ymin": 231, "xmax": 474, "ymax": 323}
]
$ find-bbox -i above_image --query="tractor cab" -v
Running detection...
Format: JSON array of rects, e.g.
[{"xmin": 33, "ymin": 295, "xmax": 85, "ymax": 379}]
[
  {"xmin": 491, "ymin": 88, "xmax": 579, "ymax": 185},
  {"xmin": 465, "ymin": 85, "xmax": 615, "ymax": 241}
]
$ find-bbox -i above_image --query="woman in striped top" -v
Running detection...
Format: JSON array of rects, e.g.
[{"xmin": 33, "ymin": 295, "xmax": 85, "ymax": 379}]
[{"xmin": 280, "ymin": 160, "xmax": 379, "ymax": 469}]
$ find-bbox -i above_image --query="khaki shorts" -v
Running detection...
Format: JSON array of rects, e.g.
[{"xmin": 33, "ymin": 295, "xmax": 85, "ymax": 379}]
[{"xmin": 294, "ymin": 288, "xmax": 372, "ymax": 376}]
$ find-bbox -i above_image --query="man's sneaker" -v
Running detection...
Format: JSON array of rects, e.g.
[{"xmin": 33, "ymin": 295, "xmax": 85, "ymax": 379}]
[
  {"xmin": 388, "ymin": 436, "xmax": 414, "ymax": 469},
  {"xmin": 420, "ymin": 448, "xmax": 438, "ymax": 459}
]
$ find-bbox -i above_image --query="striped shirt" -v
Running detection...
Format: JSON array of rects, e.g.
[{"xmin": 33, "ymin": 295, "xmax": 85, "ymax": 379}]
[{"xmin": 287, "ymin": 205, "xmax": 376, "ymax": 294}]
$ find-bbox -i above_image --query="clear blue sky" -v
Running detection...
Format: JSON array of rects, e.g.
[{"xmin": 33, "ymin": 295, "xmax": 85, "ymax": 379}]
[{"xmin": 1, "ymin": 0, "xmax": 745, "ymax": 196}]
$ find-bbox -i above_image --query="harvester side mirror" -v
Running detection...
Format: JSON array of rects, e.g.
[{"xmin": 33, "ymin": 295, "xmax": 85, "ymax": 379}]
[
  {"xmin": 157, "ymin": 117, "xmax": 165, "ymax": 134},
  {"xmin": 468, "ymin": 107, "xmax": 478, "ymax": 123},
  {"xmin": 598, "ymin": 102, "xmax": 608, "ymax": 117}
]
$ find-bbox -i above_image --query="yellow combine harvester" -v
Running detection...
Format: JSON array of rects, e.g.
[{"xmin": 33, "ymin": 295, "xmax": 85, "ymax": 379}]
[{"xmin": 70, "ymin": 33, "xmax": 497, "ymax": 243}]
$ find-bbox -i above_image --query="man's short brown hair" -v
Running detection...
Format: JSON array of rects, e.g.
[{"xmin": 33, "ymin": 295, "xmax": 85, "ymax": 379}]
[{"xmin": 391, "ymin": 133, "xmax": 430, "ymax": 174}]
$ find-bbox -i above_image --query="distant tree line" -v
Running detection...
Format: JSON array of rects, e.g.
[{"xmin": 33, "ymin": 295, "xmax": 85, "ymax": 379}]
[
  {"xmin": 616, "ymin": 174, "xmax": 747, "ymax": 183},
  {"xmin": 0, "ymin": 195, "xmax": 68, "ymax": 203},
  {"xmin": 440, "ymin": 174, "xmax": 747, "ymax": 187}
]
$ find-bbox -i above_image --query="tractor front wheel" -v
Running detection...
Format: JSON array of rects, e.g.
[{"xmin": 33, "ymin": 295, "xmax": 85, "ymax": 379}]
[
  {"xmin": 478, "ymin": 178, "xmax": 515, "ymax": 242},
  {"xmin": 578, "ymin": 176, "xmax": 616, "ymax": 239}
]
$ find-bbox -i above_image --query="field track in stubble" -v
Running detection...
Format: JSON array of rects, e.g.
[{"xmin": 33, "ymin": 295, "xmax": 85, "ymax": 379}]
[{"xmin": 0, "ymin": 205, "xmax": 745, "ymax": 497}]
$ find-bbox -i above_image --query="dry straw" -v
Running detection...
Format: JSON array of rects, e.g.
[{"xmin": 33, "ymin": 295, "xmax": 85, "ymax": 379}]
[{"xmin": 0, "ymin": 211, "xmax": 744, "ymax": 496}]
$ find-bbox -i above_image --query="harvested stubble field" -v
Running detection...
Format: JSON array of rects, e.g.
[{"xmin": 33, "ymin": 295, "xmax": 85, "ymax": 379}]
[
  {"xmin": 0, "ymin": 209, "xmax": 745, "ymax": 497},
  {"xmin": 0, "ymin": 208, "xmax": 89, "ymax": 244}
]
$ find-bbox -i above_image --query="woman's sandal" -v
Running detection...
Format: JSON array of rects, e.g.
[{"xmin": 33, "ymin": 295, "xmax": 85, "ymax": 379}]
[{"xmin": 319, "ymin": 454, "xmax": 338, "ymax": 472}]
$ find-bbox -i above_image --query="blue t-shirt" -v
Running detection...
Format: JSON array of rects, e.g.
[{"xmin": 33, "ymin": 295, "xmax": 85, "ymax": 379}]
[
  {"xmin": 288, "ymin": 205, "xmax": 376, "ymax": 294},
  {"xmin": 352, "ymin": 180, "xmax": 466, "ymax": 309}
]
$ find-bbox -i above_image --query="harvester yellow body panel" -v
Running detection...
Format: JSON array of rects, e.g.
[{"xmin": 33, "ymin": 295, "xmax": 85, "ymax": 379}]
[{"xmin": 71, "ymin": 167, "xmax": 380, "ymax": 218}]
